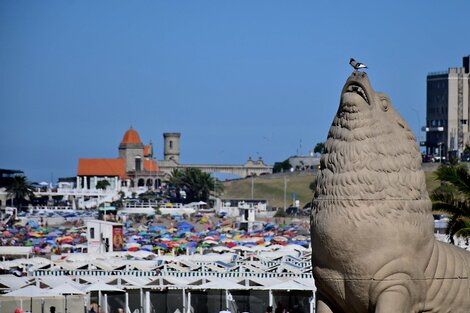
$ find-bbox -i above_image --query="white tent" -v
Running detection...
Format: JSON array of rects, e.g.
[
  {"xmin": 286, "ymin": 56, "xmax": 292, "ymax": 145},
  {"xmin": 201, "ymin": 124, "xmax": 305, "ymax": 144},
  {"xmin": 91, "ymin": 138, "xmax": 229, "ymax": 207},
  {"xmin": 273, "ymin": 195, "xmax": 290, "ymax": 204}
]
[
  {"xmin": 196, "ymin": 278, "xmax": 246, "ymax": 290},
  {"xmin": 268, "ymin": 280, "xmax": 313, "ymax": 291},
  {"xmin": 47, "ymin": 282, "xmax": 85, "ymax": 295},
  {"xmin": 84, "ymin": 281, "xmax": 124, "ymax": 292},
  {"xmin": 2, "ymin": 285, "xmax": 50, "ymax": 297}
]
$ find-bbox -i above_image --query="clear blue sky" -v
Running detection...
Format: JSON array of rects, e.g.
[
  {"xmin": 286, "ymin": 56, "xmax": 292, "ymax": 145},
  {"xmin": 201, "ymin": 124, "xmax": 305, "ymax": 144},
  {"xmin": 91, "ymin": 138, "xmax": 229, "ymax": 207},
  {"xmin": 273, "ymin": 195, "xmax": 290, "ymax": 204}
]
[{"xmin": 1, "ymin": 1, "xmax": 469, "ymax": 182}]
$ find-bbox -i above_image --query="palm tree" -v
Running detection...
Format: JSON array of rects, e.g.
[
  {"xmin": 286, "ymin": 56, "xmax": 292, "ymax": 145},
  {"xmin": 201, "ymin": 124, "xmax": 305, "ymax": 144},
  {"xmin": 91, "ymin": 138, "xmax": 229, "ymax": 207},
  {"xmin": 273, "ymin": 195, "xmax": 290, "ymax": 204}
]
[
  {"xmin": 182, "ymin": 168, "xmax": 214, "ymax": 202},
  {"xmin": 431, "ymin": 164, "xmax": 470, "ymax": 244},
  {"xmin": 167, "ymin": 169, "xmax": 184, "ymax": 189},
  {"xmin": 168, "ymin": 168, "xmax": 224, "ymax": 203},
  {"xmin": 6, "ymin": 175, "xmax": 35, "ymax": 211}
]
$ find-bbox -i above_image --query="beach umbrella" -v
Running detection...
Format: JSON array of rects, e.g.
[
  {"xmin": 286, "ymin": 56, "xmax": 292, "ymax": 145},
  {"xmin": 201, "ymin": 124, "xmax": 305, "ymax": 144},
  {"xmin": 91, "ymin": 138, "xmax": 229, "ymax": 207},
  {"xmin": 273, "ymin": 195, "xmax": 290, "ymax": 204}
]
[
  {"xmin": 225, "ymin": 242, "xmax": 236, "ymax": 248},
  {"xmin": 207, "ymin": 230, "xmax": 219, "ymax": 236},
  {"xmin": 58, "ymin": 236, "xmax": 74, "ymax": 243},
  {"xmin": 293, "ymin": 235, "xmax": 307, "ymax": 241},
  {"xmin": 125, "ymin": 242, "xmax": 141, "ymax": 248},
  {"xmin": 141, "ymin": 245, "xmax": 153, "ymax": 252},
  {"xmin": 27, "ymin": 232, "xmax": 41, "ymax": 237},
  {"xmin": 155, "ymin": 225, "xmax": 167, "ymax": 231},
  {"xmin": 177, "ymin": 221, "xmax": 194, "ymax": 230},
  {"xmin": 41, "ymin": 247, "xmax": 52, "ymax": 254},
  {"xmin": 273, "ymin": 236, "xmax": 288, "ymax": 243},
  {"xmin": 212, "ymin": 246, "xmax": 233, "ymax": 253},
  {"xmin": 27, "ymin": 220, "xmax": 39, "ymax": 228},
  {"xmin": 203, "ymin": 240, "xmax": 218, "ymax": 245}
]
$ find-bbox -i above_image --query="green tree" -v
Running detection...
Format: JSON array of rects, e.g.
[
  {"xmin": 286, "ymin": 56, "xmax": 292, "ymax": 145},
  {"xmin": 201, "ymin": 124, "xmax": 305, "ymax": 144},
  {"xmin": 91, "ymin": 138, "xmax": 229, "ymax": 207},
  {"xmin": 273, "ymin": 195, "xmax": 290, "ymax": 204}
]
[
  {"xmin": 167, "ymin": 168, "xmax": 184, "ymax": 201},
  {"xmin": 181, "ymin": 168, "xmax": 217, "ymax": 203},
  {"xmin": 96, "ymin": 179, "xmax": 110, "ymax": 190},
  {"xmin": 168, "ymin": 168, "xmax": 224, "ymax": 203},
  {"xmin": 273, "ymin": 159, "xmax": 292, "ymax": 173},
  {"xmin": 431, "ymin": 164, "xmax": 470, "ymax": 244},
  {"xmin": 6, "ymin": 175, "xmax": 35, "ymax": 211},
  {"xmin": 314, "ymin": 142, "xmax": 325, "ymax": 154},
  {"xmin": 167, "ymin": 169, "xmax": 184, "ymax": 188}
]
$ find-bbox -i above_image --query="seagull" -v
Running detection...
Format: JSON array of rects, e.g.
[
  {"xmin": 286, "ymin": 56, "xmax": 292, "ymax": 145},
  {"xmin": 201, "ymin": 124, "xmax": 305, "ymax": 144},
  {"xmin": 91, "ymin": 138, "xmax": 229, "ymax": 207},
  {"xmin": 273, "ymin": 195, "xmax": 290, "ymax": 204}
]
[{"xmin": 349, "ymin": 58, "xmax": 367, "ymax": 70}]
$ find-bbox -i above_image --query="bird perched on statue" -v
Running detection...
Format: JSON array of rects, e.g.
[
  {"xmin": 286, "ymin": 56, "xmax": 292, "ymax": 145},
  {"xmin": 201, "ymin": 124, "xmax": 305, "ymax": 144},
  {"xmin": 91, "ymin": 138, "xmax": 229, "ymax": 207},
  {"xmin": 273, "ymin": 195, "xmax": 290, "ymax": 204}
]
[{"xmin": 349, "ymin": 58, "xmax": 367, "ymax": 70}]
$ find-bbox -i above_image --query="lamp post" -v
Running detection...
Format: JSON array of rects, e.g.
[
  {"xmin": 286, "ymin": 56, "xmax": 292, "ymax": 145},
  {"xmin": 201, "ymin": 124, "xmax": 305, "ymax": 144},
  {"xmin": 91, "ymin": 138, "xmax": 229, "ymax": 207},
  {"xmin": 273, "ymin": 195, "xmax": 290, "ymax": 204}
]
[
  {"xmin": 284, "ymin": 176, "xmax": 287, "ymax": 211},
  {"xmin": 251, "ymin": 175, "xmax": 254, "ymax": 200},
  {"xmin": 438, "ymin": 142, "xmax": 444, "ymax": 163}
]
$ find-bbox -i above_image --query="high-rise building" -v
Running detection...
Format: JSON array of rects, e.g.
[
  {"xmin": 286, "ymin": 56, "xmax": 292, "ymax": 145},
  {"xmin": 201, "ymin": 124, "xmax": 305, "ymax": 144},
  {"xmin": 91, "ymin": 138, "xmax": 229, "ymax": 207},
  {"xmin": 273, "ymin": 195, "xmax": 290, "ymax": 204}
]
[{"xmin": 425, "ymin": 55, "xmax": 470, "ymax": 160}]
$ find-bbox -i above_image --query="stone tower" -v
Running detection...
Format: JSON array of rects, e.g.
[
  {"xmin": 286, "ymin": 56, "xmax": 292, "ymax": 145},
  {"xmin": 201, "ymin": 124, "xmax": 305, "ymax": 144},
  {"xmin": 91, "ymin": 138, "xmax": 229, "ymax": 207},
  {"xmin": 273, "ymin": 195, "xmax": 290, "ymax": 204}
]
[
  {"xmin": 119, "ymin": 127, "xmax": 145, "ymax": 172},
  {"xmin": 163, "ymin": 132, "xmax": 181, "ymax": 163}
]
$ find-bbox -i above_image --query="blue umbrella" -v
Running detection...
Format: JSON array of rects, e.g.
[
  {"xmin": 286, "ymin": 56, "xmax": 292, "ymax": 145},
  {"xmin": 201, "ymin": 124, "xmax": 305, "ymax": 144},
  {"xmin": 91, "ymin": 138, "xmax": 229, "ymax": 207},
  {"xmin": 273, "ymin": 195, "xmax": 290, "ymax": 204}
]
[
  {"xmin": 208, "ymin": 230, "xmax": 219, "ymax": 236},
  {"xmin": 177, "ymin": 221, "xmax": 194, "ymax": 230},
  {"xmin": 141, "ymin": 245, "xmax": 153, "ymax": 251},
  {"xmin": 32, "ymin": 238, "xmax": 44, "ymax": 245},
  {"xmin": 149, "ymin": 225, "xmax": 166, "ymax": 232},
  {"xmin": 27, "ymin": 220, "xmax": 39, "ymax": 228},
  {"xmin": 156, "ymin": 243, "xmax": 168, "ymax": 249}
]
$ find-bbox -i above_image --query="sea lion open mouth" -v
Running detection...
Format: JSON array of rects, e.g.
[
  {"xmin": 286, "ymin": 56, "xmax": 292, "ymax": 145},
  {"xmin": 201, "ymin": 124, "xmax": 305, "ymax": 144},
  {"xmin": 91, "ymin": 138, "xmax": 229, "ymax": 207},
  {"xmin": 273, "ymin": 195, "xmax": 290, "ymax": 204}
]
[{"xmin": 345, "ymin": 83, "xmax": 369, "ymax": 103}]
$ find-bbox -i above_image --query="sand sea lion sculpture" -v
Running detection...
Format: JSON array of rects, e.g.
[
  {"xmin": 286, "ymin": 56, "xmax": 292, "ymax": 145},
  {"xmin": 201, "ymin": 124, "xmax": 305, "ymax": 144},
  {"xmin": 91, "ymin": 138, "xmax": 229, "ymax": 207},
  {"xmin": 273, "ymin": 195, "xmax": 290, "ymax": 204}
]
[{"xmin": 311, "ymin": 71, "xmax": 470, "ymax": 312}]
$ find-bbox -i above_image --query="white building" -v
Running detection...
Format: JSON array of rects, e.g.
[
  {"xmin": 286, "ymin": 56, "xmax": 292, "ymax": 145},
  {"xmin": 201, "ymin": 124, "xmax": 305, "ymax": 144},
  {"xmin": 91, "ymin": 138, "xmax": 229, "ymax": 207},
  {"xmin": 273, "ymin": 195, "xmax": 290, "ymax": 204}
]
[{"xmin": 86, "ymin": 220, "xmax": 124, "ymax": 253}]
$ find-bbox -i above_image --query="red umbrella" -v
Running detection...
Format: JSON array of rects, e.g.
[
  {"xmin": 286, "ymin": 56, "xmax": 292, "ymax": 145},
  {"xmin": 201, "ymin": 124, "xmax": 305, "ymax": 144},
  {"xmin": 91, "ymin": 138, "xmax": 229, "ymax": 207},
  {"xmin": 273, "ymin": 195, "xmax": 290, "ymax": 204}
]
[
  {"xmin": 58, "ymin": 236, "xmax": 74, "ymax": 243},
  {"xmin": 128, "ymin": 246, "xmax": 140, "ymax": 252}
]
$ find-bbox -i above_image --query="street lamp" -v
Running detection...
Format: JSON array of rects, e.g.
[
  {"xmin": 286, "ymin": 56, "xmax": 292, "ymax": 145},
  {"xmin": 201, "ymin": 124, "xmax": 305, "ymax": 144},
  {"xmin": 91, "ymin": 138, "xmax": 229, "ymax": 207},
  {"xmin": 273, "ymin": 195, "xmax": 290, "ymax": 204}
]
[
  {"xmin": 284, "ymin": 168, "xmax": 294, "ymax": 210},
  {"xmin": 251, "ymin": 174, "xmax": 254, "ymax": 200},
  {"xmin": 438, "ymin": 142, "xmax": 444, "ymax": 163}
]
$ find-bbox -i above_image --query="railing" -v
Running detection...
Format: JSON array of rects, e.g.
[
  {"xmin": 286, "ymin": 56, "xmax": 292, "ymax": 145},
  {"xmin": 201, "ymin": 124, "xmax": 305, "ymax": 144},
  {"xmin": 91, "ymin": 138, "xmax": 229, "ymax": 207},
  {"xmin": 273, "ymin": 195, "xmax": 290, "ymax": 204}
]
[
  {"xmin": 34, "ymin": 188, "xmax": 117, "ymax": 196},
  {"xmin": 32, "ymin": 269, "xmax": 313, "ymax": 279}
]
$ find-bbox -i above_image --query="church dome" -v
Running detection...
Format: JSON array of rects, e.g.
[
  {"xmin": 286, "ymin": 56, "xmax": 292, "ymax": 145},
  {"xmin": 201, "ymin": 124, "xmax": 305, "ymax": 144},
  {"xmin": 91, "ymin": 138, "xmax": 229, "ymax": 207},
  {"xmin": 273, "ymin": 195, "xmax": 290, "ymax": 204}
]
[{"xmin": 121, "ymin": 127, "xmax": 142, "ymax": 145}]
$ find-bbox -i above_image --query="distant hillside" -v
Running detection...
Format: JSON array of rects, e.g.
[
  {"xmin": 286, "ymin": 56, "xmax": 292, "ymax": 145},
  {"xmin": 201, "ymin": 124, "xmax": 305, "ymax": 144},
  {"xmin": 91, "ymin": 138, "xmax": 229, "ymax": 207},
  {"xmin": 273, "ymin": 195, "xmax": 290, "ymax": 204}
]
[
  {"xmin": 221, "ymin": 172, "xmax": 316, "ymax": 208},
  {"xmin": 221, "ymin": 170, "xmax": 441, "ymax": 209}
]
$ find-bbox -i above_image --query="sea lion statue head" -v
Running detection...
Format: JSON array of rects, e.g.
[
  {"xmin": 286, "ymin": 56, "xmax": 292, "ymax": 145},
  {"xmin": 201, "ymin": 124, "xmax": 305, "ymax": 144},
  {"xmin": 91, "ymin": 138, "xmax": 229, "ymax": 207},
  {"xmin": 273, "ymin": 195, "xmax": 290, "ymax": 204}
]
[{"xmin": 315, "ymin": 71, "xmax": 428, "ymax": 202}]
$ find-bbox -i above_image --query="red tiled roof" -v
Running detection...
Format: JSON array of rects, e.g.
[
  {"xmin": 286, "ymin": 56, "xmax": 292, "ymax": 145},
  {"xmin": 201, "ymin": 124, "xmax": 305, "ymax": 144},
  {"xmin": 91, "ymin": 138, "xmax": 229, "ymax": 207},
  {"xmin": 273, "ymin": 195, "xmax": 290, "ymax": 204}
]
[
  {"xmin": 78, "ymin": 159, "xmax": 128, "ymax": 179},
  {"xmin": 144, "ymin": 145, "xmax": 152, "ymax": 157},
  {"xmin": 121, "ymin": 128, "xmax": 142, "ymax": 145},
  {"xmin": 144, "ymin": 159, "xmax": 158, "ymax": 172}
]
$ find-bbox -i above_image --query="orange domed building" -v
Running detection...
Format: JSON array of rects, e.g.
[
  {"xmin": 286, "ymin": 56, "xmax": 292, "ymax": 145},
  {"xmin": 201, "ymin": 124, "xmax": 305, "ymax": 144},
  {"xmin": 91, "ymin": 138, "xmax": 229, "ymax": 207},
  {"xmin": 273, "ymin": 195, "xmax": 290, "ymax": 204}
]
[{"xmin": 77, "ymin": 127, "xmax": 160, "ymax": 191}]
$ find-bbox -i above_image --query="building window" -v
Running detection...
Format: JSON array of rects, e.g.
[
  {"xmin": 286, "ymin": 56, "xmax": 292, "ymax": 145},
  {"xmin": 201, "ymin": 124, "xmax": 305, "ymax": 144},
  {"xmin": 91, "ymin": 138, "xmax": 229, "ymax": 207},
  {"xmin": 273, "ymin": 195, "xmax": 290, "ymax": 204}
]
[
  {"xmin": 169, "ymin": 140, "xmax": 173, "ymax": 149},
  {"xmin": 90, "ymin": 227, "xmax": 95, "ymax": 239},
  {"xmin": 135, "ymin": 157, "xmax": 141, "ymax": 171}
]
